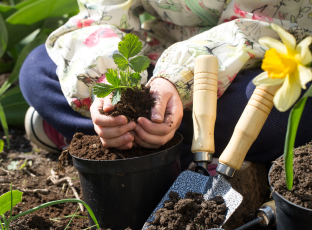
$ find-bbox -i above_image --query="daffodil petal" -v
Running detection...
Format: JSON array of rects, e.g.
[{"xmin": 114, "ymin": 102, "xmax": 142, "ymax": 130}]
[
  {"xmin": 273, "ymin": 75, "xmax": 301, "ymax": 112},
  {"xmin": 298, "ymin": 65, "xmax": 312, "ymax": 89},
  {"xmin": 296, "ymin": 36, "xmax": 312, "ymax": 65},
  {"xmin": 271, "ymin": 23, "xmax": 296, "ymax": 51},
  {"xmin": 258, "ymin": 37, "xmax": 287, "ymax": 54},
  {"xmin": 252, "ymin": 72, "xmax": 285, "ymax": 86}
]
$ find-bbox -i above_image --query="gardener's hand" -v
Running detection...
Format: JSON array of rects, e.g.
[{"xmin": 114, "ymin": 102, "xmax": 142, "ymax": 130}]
[
  {"xmin": 133, "ymin": 78, "xmax": 183, "ymax": 149},
  {"xmin": 90, "ymin": 96, "xmax": 136, "ymax": 150}
]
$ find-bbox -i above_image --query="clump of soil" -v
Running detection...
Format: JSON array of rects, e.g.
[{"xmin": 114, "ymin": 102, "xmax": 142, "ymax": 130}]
[
  {"xmin": 146, "ymin": 191, "xmax": 227, "ymax": 230},
  {"xmin": 270, "ymin": 141, "xmax": 312, "ymax": 209},
  {"xmin": 99, "ymin": 85, "xmax": 155, "ymax": 122},
  {"xmin": 68, "ymin": 132, "xmax": 182, "ymax": 160}
]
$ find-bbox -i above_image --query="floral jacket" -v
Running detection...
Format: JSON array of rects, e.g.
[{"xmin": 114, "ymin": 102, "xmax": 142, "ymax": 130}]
[{"xmin": 46, "ymin": 0, "xmax": 312, "ymax": 117}]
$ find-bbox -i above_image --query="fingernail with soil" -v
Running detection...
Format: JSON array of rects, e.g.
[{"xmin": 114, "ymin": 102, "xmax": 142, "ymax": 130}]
[{"xmin": 127, "ymin": 133, "xmax": 134, "ymax": 141}]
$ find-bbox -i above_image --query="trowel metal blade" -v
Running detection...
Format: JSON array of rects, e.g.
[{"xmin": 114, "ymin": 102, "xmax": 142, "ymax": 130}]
[{"xmin": 142, "ymin": 170, "xmax": 243, "ymax": 229}]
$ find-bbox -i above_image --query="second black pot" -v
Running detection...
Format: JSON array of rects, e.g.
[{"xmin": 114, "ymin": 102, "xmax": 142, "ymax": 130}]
[
  {"xmin": 72, "ymin": 133, "xmax": 183, "ymax": 230},
  {"xmin": 269, "ymin": 162, "xmax": 312, "ymax": 230}
]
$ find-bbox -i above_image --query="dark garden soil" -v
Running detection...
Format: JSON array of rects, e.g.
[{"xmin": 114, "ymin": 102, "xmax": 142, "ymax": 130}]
[
  {"xmin": 68, "ymin": 132, "xmax": 181, "ymax": 160},
  {"xmin": 146, "ymin": 191, "xmax": 227, "ymax": 230},
  {"xmin": 99, "ymin": 85, "xmax": 155, "ymax": 122},
  {"xmin": 269, "ymin": 141, "xmax": 312, "ymax": 209},
  {"xmin": 0, "ymin": 128, "xmax": 90, "ymax": 229},
  {"xmin": 0, "ymin": 128, "xmax": 279, "ymax": 230}
]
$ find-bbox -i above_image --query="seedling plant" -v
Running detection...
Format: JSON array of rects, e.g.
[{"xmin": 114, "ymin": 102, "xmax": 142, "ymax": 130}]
[
  {"xmin": 0, "ymin": 184, "xmax": 100, "ymax": 229},
  {"xmin": 93, "ymin": 33, "xmax": 150, "ymax": 104}
]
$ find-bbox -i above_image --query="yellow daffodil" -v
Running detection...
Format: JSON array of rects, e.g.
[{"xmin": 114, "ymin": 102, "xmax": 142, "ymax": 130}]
[{"xmin": 253, "ymin": 23, "xmax": 312, "ymax": 112}]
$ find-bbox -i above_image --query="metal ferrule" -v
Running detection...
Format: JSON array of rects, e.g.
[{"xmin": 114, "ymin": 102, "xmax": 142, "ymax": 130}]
[
  {"xmin": 216, "ymin": 163, "xmax": 236, "ymax": 177},
  {"xmin": 256, "ymin": 205, "xmax": 276, "ymax": 227},
  {"xmin": 193, "ymin": 152, "xmax": 213, "ymax": 164}
]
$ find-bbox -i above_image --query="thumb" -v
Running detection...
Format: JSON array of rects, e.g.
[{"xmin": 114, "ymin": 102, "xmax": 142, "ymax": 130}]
[
  {"xmin": 103, "ymin": 95, "xmax": 114, "ymax": 113},
  {"xmin": 151, "ymin": 93, "xmax": 169, "ymax": 123}
]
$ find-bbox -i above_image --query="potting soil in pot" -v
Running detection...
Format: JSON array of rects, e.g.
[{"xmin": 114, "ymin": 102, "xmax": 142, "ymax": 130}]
[
  {"xmin": 68, "ymin": 132, "xmax": 182, "ymax": 160},
  {"xmin": 269, "ymin": 141, "xmax": 312, "ymax": 209},
  {"xmin": 146, "ymin": 191, "xmax": 227, "ymax": 230}
]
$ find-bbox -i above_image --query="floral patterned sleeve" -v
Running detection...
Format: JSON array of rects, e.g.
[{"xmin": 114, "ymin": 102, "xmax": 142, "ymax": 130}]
[
  {"xmin": 45, "ymin": 0, "xmax": 148, "ymax": 117},
  {"xmin": 149, "ymin": 0, "xmax": 310, "ymax": 110}
]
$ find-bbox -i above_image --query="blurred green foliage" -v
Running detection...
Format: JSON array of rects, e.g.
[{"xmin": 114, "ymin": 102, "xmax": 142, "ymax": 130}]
[{"xmin": 0, "ymin": 0, "xmax": 79, "ymax": 148}]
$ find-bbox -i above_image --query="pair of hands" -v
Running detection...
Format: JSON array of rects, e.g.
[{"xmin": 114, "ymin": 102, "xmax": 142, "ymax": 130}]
[{"xmin": 90, "ymin": 78, "xmax": 183, "ymax": 149}]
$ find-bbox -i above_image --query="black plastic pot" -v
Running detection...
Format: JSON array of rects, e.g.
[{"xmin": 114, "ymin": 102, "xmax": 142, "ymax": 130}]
[
  {"xmin": 269, "ymin": 162, "xmax": 312, "ymax": 230},
  {"xmin": 71, "ymin": 133, "xmax": 183, "ymax": 230}
]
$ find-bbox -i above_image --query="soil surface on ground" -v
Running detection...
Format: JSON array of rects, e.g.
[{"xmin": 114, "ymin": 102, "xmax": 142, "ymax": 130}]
[
  {"xmin": 146, "ymin": 191, "xmax": 227, "ymax": 230},
  {"xmin": 270, "ymin": 141, "xmax": 312, "ymax": 209},
  {"xmin": 68, "ymin": 132, "xmax": 181, "ymax": 160},
  {"xmin": 0, "ymin": 128, "xmax": 279, "ymax": 230},
  {"xmin": 0, "ymin": 128, "xmax": 90, "ymax": 229},
  {"xmin": 99, "ymin": 85, "xmax": 155, "ymax": 122}
]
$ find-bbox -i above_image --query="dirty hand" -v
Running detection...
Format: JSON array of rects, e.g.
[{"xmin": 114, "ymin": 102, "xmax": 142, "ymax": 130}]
[
  {"xmin": 90, "ymin": 96, "xmax": 136, "ymax": 150},
  {"xmin": 133, "ymin": 78, "xmax": 183, "ymax": 149}
]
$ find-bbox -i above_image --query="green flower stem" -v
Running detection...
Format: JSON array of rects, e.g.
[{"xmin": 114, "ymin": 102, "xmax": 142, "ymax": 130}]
[{"xmin": 8, "ymin": 199, "xmax": 100, "ymax": 229}]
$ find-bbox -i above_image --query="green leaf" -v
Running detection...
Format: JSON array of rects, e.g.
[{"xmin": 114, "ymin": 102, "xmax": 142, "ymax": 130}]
[
  {"xmin": 105, "ymin": 69, "xmax": 120, "ymax": 87},
  {"xmin": 284, "ymin": 97, "xmax": 307, "ymax": 190},
  {"xmin": 118, "ymin": 33, "xmax": 142, "ymax": 59},
  {"xmin": 284, "ymin": 85, "xmax": 312, "ymax": 190},
  {"xmin": 0, "ymin": 86, "xmax": 29, "ymax": 126},
  {"xmin": 119, "ymin": 71, "xmax": 127, "ymax": 86},
  {"xmin": 129, "ymin": 72, "xmax": 141, "ymax": 86},
  {"xmin": 0, "ymin": 103, "xmax": 9, "ymax": 148},
  {"xmin": 129, "ymin": 56, "xmax": 150, "ymax": 73},
  {"xmin": 139, "ymin": 12, "xmax": 155, "ymax": 24},
  {"xmin": 111, "ymin": 88, "xmax": 121, "ymax": 105},
  {"xmin": 290, "ymin": 15, "xmax": 296, "ymax": 23},
  {"xmin": 0, "ymin": 3, "xmax": 15, "ymax": 19},
  {"xmin": 19, "ymin": 159, "xmax": 27, "ymax": 170},
  {"xmin": 0, "ymin": 139, "xmax": 4, "ymax": 153},
  {"xmin": 15, "ymin": 0, "xmax": 40, "ymax": 10},
  {"xmin": 0, "ymin": 190, "xmax": 23, "ymax": 215},
  {"xmin": 93, "ymin": 83, "xmax": 115, "ymax": 98},
  {"xmin": 298, "ymin": 14, "xmax": 303, "ymax": 18},
  {"xmin": 6, "ymin": 0, "xmax": 79, "ymax": 25},
  {"xmin": 0, "ymin": 3, "xmax": 12, "ymax": 13},
  {"xmin": 8, "ymin": 199, "xmax": 100, "ymax": 229},
  {"xmin": 0, "ymin": 33, "xmax": 47, "ymax": 97},
  {"xmin": 0, "ymin": 13, "xmax": 8, "ymax": 59},
  {"xmin": 6, "ymin": 20, "xmax": 44, "ymax": 50},
  {"xmin": 113, "ymin": 53, "xmax": 129, "ymax": 71}
]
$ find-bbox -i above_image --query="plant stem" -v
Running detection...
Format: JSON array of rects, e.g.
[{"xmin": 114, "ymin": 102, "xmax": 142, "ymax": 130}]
[
  {"xmin": 1, "ymin": 215, "xmax": 8, "ymax": 230},
  {"xmin": 64, "ymin": 207, "xmax": 79, "ymax": 230},
  {"xmin": 8, "ymin": 199, "xmax": 100, "ymax": 229}
]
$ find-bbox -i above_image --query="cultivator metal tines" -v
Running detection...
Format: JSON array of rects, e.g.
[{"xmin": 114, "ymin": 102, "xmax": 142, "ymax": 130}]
[{"xmin": 142, "ymin": 170, "xmax": 243, "ymax": 229}]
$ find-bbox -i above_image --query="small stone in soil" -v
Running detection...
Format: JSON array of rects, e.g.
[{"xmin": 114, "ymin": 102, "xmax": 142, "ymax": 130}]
[{"xmin": 147, "ymin": 191, "xmax": 227, "ymax": 230}]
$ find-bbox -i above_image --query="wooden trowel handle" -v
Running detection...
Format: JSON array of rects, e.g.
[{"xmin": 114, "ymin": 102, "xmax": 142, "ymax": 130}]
[
  {"xmin": 191, "ymin": 55, "xmax": 218, "ymax": 153},
  {"xmin": 219, "ymin": 85, "xmax": 281, "ymax": 170}
]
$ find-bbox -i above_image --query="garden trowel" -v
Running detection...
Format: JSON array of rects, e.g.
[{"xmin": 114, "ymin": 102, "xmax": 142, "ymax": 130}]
[{"xmin": 142, "ymin": 55, "xmax": 243, "ymax": 229}]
